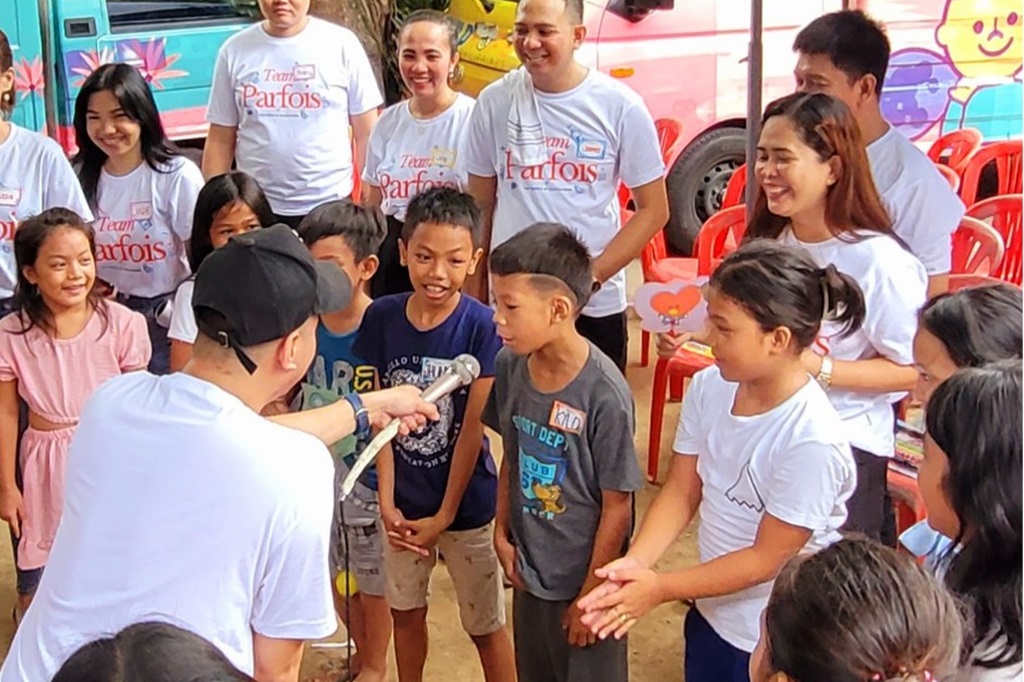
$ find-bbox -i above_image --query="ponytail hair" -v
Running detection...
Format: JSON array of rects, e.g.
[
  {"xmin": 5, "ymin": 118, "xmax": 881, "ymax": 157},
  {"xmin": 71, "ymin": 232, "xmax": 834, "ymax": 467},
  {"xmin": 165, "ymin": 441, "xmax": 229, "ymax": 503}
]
[
  {"xmin": 710, "ymin": 239, "xmax": 866, "ymax": 349},
  {"xmin": 763, "ymin": 537, "xmax": 964, "ymax": 682},
  {"xmin": 926, "ymin": 360, "xmax": 1023, "ymax": 670}
]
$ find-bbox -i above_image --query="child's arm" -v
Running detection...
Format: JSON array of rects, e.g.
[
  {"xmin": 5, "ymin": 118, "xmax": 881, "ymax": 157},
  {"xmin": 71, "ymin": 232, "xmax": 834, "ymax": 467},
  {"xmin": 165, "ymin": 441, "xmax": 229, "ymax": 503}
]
[
  {"xmin": 624, "ymin": 454, "xmax": 703, "ymax": 568},
  {"xmin": 0, "ymin": 380, "xmax": 23, "ymax": 538},
  {"xmin": 493, "ymin": 454, "xmax": 524, "ymax": 590},
  {"xmin": 565, "ymin": 489, "xmax": 634, "ymax": 647},
  {"xmin": 403, "ymin": 377, "xmax": 493, "ymax": 549},
  {"xmin": 584, "ymin": 513, "xmax": 812, "ymax": 640}
]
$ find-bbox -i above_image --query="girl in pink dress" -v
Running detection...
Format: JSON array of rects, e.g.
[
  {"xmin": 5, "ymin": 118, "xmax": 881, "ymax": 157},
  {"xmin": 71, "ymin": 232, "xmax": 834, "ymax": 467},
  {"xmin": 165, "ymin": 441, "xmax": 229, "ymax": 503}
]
[{"xmin": 0, "ymin": 208, "xmax": 150, "ymax": 617}]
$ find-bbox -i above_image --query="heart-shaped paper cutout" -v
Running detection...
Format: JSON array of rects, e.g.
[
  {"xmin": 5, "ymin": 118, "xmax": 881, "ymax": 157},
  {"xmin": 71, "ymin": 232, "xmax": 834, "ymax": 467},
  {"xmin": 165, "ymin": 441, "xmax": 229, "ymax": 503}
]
[{"xmin": 650, "ymin": 286, "xmax": 703, "ymax": 319}]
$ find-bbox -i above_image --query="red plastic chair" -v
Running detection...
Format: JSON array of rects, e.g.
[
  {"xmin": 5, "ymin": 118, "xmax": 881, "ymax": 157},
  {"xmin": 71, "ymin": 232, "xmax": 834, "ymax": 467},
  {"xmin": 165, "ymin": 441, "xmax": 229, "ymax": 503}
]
[
  {"xmin": 934, "ymin": 163, "xmax": 961, "ymax": 193},
  {"xmin": 966, "ymin": 194, "xmax": 1023, "ymax": 285},
  {"xmin": 889, "ymin": 466, "xmax": 928, "ymax": 538},
  {"xmin": 646, "ymin": 207, "xmax": 747, "ymax": 482},
  {"xmin": 960, "ymin": 140, "xmax": 1023, "ymax": 206},
  {"xmin": 721, "ymin": 164, "xmax": 747, "ymax": 209},
  {"xmin": 951, "ymin": 215, "xmax": 1005, "ymax": 278},
  {"xmin": 926, "ymin": 127, "xmax": 982, "ymax": 173},
  {"xmin": 639, "ymin": 205, "xmax": 746, "ymax": 366}
]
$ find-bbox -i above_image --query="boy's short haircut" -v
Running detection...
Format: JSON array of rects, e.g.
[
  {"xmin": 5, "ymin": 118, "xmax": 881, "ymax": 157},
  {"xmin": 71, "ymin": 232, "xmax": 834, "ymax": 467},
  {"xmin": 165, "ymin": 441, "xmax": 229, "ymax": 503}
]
[
  {"xmin": 297, "ymin": 199, "xmax": 386, "ymax": 261},
  {"xmin": 401, "ymin": 187, "xmax": 482, "ymax": 246},
  {"xmin": 489, "ymin": 222, "xmax": 593, "ymax": 310},
  {"xmin": 793, "ymin": 10, "xmax": 890, "ymax": 96}
]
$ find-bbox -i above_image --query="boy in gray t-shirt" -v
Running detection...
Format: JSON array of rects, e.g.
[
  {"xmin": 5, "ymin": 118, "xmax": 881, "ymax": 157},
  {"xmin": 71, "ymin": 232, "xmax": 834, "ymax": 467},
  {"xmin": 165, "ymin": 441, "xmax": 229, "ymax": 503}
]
[{"xmin": 483, "ymin": 223, "xmax": 644, "ymax": 682}]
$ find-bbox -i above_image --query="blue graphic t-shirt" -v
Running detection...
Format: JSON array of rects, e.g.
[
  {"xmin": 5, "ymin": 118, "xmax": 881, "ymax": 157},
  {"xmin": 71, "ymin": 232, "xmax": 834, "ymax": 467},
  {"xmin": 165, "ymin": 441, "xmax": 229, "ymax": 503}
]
[
  {"xmin": 353, "ymin": 293, "xmax": 501, "ymax": 531},
  {"xmin": 302, "ymin": 321, "xmax": 378, "ymax": 525}
]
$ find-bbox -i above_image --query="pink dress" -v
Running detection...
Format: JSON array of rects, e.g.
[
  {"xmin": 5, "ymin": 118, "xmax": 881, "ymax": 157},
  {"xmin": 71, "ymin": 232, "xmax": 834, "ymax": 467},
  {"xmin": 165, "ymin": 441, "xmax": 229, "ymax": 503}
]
[{"xmin": 0, "ymin": 302, "xmax": 150, "ymax": 569}]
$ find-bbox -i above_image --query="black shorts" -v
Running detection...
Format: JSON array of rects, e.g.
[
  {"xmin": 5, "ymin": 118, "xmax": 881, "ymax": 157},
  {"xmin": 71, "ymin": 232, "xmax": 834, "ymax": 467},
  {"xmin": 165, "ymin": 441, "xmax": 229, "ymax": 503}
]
[
  {"xmin": 575, "ymin": 312, "xmax": 628, "ymax": 374},
  {"xmin": 513, "ymin": 590, "xmax": 628, "ymax": 682},
  {"xmin": 371, "ymin": 214, "xmax": 413, "ymax": 299},
  {"xmin": 842, "ymin": 447, "xmax": 896, "ymax": 545}
]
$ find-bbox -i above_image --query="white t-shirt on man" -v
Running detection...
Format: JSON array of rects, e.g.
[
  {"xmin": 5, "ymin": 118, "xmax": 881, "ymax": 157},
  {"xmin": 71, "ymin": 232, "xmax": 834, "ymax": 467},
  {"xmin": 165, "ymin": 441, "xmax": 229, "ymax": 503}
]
[
  {"xmin": 867, "ymin": 125, "xmax": 965, "ymax": 276},
  {"xmin": 780, "ymin": 229, "xmax": 928, "ymax": 457},
  {"xmin": 0, "ymin": 124, "xmax": 94, "ymax": 297},
  {"xmin": 463, "ymin": 70, "xmax": 665, "ymax": 318},
  {"xmin": 92, "ymin": 156, "xmax": 203, "ymax": 298},
  {"xmin": 0, "ymin": 372, "xmax": 337, "ymax": 682},
  {"xmin": 363, "ymin": 94, "xmax": 475, "ymax": 222},
  {"xmin": 207, "ymin": 18, "xmax": 384, "ymax": 216},
  {"xmin": 673, "ymin": 366, "xmax": 855, "ymax": 652}
]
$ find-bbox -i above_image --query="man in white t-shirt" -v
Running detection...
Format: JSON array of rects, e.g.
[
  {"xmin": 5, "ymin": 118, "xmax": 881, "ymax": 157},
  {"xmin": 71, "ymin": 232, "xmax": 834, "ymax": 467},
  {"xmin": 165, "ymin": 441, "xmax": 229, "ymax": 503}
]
[
  {"xmin": 793, "ymin": 9, "xmax": 964, "ymax": 298},
  {"xmin": 0, "ymin": 226, "xmax": 437, "ymax": 682},
  {"xmin": 464, "ymin": 0, "xmax": 669, "ymax": 372},
  {"xmin": 202, "ymin": 0, "xmax": 383, "ymax": 226}
]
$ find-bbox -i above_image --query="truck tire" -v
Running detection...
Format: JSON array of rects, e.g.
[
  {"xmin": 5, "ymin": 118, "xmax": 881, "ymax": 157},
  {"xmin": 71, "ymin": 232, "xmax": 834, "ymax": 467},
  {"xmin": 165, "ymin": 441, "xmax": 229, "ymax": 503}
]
[{"xmin": 665, "ymin": 127, "xmax": 746, "ymax": 255}]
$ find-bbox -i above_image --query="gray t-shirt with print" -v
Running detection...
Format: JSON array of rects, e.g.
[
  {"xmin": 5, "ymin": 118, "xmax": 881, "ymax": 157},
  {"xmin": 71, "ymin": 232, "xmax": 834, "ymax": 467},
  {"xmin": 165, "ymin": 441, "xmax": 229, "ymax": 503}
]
[{"xmin": 483, "ymin": 343, "xmax": 644, "ymax": 601}]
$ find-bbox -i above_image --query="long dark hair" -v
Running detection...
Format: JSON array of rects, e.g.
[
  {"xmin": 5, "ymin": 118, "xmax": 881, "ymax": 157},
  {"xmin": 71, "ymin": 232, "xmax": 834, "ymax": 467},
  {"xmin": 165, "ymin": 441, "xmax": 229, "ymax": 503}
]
[
  {"xmin": 710, "ymin": 239, "xmax": 866, "ymax": 349},
  {"xmin": 765, "ymin": 537, "xmax": 964, "ymax": 682},
  {"xmin": 745, "ymin": 92, "xmax": 894, "ymax": 242},
  {"xmin": 189, "ymin": 172, "xmax": 274, "ymax": 271},
  {"xmin": 0, "ymin": 29, "xmax": 14, "ymax": 119},
  {"xmin": 926, "ymin": 360, "xmax": 1023, "ymax": 670},
  {"xmin": 73, "ymin": 63, "xmax": 178, "ymax": 205},
  {"xmin": 52, "ymin": 622, "xmax": 256, "ymax": 682},
  {"xmin": 12, "ymin": 207, "xmax": 108, "ymax": 336},
  {"xmin": 919, "ymin": 284, "xmax": 1023, "ymax": 368}
]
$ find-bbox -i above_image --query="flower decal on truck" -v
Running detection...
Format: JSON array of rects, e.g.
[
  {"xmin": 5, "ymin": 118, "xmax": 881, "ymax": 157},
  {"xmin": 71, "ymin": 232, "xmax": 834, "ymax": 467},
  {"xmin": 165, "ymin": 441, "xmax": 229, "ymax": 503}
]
[
  {"xmin": 13, "ymin": 57, "xmax": 45, "ymax": 101},
  {"xmin": 65, "ymin": 38, "xmax": 188, "ymax": 91}
]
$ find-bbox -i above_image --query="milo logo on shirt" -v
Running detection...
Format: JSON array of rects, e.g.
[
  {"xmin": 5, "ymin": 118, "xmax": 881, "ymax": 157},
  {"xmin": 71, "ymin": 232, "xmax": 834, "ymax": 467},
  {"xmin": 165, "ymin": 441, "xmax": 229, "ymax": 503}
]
[
  {"xmin": 503, "ymin": 135, "xmax": 600, "ymax": 185},
  {"xmin": 387, "ymin": 355, "xmax": 457, "ymax": 470},
  {"xmin": 240, "ymin": 65, "xmax": 325, "ymax": 115}
]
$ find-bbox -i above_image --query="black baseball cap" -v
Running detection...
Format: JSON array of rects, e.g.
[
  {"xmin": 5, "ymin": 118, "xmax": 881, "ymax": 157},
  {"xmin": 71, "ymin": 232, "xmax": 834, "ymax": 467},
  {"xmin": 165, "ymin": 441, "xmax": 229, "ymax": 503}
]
[{"xmin": 192, "ymin": 224, "xmax": 352, "ymax": 373}]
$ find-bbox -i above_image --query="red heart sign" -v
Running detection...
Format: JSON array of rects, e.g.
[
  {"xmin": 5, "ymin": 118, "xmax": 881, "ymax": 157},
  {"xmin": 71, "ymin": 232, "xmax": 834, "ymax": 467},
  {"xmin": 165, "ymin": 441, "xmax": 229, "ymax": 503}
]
[{"xmin": 650, "ymin": 286, "xmax": 703, "ymax": 319}]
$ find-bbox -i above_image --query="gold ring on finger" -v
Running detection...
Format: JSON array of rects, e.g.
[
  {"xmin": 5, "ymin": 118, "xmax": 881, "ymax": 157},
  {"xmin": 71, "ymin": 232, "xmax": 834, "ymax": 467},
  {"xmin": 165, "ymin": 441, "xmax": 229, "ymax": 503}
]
[{"xmin": 618, "ymin": 612, "xmax": 629, "ymax": 624}]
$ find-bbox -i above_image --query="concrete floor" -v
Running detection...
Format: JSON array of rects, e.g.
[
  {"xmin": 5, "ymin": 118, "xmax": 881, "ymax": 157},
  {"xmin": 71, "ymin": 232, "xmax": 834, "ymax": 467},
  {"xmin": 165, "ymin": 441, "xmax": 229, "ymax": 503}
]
[{"xmin": 0, "ymin": 265, "xmax": 702, "ymax": 681}]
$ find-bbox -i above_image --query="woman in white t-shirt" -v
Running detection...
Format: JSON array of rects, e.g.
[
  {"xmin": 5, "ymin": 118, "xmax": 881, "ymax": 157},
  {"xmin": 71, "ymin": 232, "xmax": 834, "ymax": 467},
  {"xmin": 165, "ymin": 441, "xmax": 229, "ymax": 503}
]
[
  {"xmin": 0, "ymin": 29, "xmax": 93, "ymax": 315},
  {"xmin": 73, "ymin": 64, "xmax": 203, "ymax": 374},
  {"xmin": 168, "ymin": 172, "xmax": 273, "ymax": 372},
  {"xmin": 362, "ymin": 10, "xmax": 475, "ymax": 297},
  {"xmin": 202, "ymin": 0, "xmax": 383, "ymax": 227},
  {"xmin": 919, "ymin": 362, "xmax": 1023, "ymax": 682},
  {"xmin": 745, "ymin": 92, "xmax": 927, "ymax": 544},
  {"xmin": 579, "ymin": 240, "xmax": 858, "ymax": 682}
]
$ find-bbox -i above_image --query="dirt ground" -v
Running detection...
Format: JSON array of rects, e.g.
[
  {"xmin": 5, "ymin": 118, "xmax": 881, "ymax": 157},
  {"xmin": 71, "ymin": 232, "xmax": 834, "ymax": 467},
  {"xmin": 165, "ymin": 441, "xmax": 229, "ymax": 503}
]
[{"xmin": 0, "ymin": 281, "xmax": 700, "ymax": 681}]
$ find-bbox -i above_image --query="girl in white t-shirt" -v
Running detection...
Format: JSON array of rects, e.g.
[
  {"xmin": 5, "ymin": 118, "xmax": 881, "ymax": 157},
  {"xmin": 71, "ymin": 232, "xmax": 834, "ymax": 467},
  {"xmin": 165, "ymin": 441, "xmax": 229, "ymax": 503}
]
[
  {"xmin": 362, "ymin": 10, "xmax": 475, "ymax": 297},
  {"xmin": 919, "ymin": 362, "xmax": 1023, "ymax": 682},
  {"xmin": 168, "ymin": 172, "xmax": 273, "ymax": 372},
  {"xmin": 73, "ymin": 64, "xmax": 203, "ymax": 374},
  {"xmin": 750, "ymin": 537, "xmax": 963, "ymax": 682},
  {"xmin": 0, "ymin": 30, "xmax": 93, "ymax": 313},
  {"xmin": 746, "ymin": 92, "xmax": 927, "ymax": 544},
  {"xmin": 578, "ymin": 239, "xmax": 858, "ymax": 682}
]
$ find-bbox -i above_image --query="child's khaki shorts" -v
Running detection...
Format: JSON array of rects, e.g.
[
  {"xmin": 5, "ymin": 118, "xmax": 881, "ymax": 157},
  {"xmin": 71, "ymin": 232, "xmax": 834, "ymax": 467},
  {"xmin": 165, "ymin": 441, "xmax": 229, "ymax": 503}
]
[{"xmin": 383, "ymin": 521, "xmax": 506, "ymax": 637}]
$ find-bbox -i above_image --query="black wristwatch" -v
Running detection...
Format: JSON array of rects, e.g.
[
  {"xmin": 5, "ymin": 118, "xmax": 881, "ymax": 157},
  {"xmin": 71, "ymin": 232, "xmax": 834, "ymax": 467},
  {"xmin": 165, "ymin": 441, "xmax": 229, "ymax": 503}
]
[{"xmin": 343, "ymin": 393, "xmax": 371, "ymax": 441}]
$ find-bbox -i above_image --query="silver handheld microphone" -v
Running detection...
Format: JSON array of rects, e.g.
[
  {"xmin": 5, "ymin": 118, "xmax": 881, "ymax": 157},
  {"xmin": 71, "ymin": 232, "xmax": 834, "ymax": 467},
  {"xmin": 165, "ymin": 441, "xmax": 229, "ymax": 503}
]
[{"xmin": 340, "ymin": 354, "xmax": 481, "ymax": 501}]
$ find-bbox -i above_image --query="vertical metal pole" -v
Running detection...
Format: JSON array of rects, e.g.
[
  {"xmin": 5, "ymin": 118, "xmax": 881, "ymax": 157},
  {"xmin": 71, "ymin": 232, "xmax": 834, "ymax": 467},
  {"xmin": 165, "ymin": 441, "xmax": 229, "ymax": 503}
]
[{"xmin": 745, "ymin": 0, "xmax": 764, "ymax": 215}]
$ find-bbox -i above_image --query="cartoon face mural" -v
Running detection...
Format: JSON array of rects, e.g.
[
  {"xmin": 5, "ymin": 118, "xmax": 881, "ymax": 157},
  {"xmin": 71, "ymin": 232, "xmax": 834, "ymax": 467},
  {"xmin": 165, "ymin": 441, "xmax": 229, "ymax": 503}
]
[
  {"xmin": 937, "ymin": 0, "xmax": 1022, "ymax": 80},
  {"xmin": 883, "ymin": 0, "xmax": 1023, "ymax": 141}
]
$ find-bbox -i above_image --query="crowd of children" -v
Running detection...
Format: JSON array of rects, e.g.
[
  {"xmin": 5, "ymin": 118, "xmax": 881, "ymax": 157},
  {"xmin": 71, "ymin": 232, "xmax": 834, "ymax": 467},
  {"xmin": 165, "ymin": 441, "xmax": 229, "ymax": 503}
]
[{"xmin": 0, "ymin": 0, "xmax": 1021, "ymax": 681}]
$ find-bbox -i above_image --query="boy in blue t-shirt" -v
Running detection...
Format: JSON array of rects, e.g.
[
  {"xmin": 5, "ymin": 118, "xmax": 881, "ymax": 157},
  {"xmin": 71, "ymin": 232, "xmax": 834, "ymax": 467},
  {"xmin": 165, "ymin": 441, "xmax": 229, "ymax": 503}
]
[
  {"xmin": 296, "ymin": 201, "xmax": 391, "ymax": 682},
  {"xmin": 482, "ymin": 223, "xmax": 644, "ymax": 682},
  {"xmin": 353, "ymin": 187, "xmax": 514, "ymax": 682}
]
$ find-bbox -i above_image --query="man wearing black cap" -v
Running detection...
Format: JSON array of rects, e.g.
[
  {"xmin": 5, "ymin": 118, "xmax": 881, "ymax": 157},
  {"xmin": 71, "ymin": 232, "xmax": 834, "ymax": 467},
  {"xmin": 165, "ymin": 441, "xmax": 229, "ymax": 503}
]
[{"xmin": 0, "ymin": 226, "xmax": 439, "ymax": 682}]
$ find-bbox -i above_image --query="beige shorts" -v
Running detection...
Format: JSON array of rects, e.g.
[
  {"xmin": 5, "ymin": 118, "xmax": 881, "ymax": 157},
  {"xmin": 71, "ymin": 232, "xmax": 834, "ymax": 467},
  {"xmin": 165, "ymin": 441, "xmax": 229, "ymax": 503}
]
[{"xmin": 383, "ymin": 521, "xmax": 506, "ymax": 637}]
